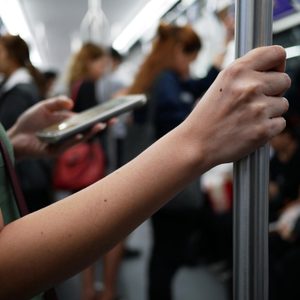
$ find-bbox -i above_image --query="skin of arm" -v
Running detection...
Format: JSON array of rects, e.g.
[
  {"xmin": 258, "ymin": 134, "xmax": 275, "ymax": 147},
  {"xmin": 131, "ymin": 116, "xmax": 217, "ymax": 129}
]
[{"xmin": 0, "ymin": 46, "xmax": 291, "ymax": 299}]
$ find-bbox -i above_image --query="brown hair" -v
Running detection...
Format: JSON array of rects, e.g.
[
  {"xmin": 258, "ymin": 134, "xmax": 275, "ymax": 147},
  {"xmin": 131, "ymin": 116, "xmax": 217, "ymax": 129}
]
[
  {"xmin": 128, "ymin": 23, "xmax": 202, "ymax": 94},
  {"xmin": 67, "ymin": 43, "xmax": 106, "ymax": 87},
  {"xmin": 0, "ymin": 34, "xmax": 45, "ymax": 96}
]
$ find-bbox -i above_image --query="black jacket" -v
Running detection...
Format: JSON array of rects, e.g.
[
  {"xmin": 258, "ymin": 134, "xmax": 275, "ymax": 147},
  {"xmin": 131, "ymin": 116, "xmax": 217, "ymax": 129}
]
[{"xmin": 0, "ymin": 83, "xmax": 52, "ymax": 209}]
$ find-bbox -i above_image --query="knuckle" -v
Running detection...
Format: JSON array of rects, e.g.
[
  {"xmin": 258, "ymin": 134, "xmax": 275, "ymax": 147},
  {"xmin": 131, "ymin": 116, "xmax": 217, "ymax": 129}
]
[
  {"xmin": 281, "ymin": 97, "xmax": 289, "ymax": 113},
  {"xmin": 254, "ymin": 124, "xmax": 268, "ymax": 141},
  {"xmin": 245, "ymin": 81, "xmax": 262, "ymax": 96},
  {"xmin": 283, "ymin": 73, "xmax": 292, "ymax": 89},
  {"xmin": 274, "ymin": 118, "xmax": 287, "ymax": 135},
  {"xmin": 272, "ymin": 45, "xmax": 286, "ymax": 61},
  {"xmin": 251, "ymin": 102, "xmax": 266, "ymax": 117},
  {"xmin": 230, "ymin": 81, "xmax": 262, "ymax": 104},
  {"xmin": 224, "ymin": 62, "xmax": 243, "ymax": 79},
  {"xmin": 267, "ymin": 118, "xmax": 286, "ymax": 138}
]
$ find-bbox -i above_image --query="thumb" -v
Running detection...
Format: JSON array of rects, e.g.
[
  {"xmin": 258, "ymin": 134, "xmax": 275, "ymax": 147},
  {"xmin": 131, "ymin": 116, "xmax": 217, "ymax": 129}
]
[{"xmin": 43, "ymin": 96, "xmax": 74, "ymax": 112}]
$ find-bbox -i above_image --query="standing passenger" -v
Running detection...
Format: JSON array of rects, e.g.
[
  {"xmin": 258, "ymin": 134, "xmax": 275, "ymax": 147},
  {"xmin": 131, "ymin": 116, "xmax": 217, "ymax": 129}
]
[
  {"xmin": 0, "ymin": 34, "xmax": 53, "ymax": 212},
  {"xmin": 66, "ymin": 43, "xmax": 121, "ymax": 300},
  {"xmin": 128, "ymin": 23, "xmax": 226, "ymax": 300}
]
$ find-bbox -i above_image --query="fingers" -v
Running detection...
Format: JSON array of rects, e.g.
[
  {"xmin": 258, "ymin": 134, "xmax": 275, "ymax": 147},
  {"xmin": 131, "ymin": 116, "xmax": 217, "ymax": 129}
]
[
  {"xmin": 240, "ymin": 45, "xmax": 286, "ymax": 72},
  {"xmin": 258, "ymin": 71, "xmax": 291, "ymax": 96},
  {"xmin": 265, "ymin": 97, "xmax": 289, "ymax": 118},
  {"xmin": 43, "ymin": 96, "xmax": 74, "ymax": 112},
  {"xmin": 47, "ymin": 123, "xmax": 107, "ymax": 156},
  {"xmin": 267, "ymin": 117, "xmax": 286, "ymax": 138}
]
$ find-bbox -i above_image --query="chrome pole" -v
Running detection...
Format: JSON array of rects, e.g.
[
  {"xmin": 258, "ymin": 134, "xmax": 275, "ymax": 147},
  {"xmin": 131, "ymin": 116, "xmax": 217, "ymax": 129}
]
[{"xmin": 234, "ymin": 1, "xmax": 273, "ymax": 300}]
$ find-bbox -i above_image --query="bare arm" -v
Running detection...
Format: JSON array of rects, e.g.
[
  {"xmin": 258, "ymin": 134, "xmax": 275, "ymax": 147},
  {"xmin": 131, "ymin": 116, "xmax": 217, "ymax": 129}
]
[{"xmin": 0, "ymin": 46, "xmax": 290, "ymax": 299}]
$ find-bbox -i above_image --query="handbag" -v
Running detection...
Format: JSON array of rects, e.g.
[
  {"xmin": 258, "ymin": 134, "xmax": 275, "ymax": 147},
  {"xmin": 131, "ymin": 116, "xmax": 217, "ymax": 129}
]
[
  {"xmin": 53, "ymin": 78, "xmax": 106, "ymax": 191},
  {"xmin": 53, "ymin": 141, "xmax": 105, "ymax": 191},
  {"xmin": 0, "ymin": 140, "xmax": 58, "ymax": 300}
]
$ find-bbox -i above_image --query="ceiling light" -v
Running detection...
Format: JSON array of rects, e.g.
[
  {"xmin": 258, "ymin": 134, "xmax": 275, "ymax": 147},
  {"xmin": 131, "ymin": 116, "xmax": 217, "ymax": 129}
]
[{"xmin": 113, "ymin": 0, "xmax": 179, "ymax": 54}]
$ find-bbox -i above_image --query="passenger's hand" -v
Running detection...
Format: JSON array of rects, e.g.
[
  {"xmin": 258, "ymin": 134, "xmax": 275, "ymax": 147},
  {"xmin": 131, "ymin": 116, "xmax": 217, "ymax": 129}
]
[
  {"xmin": 8, "ymin": 96, "xmax": 106, "ymax": 160},
  {"xmin": 184, "ymin": 46, "xmax": 291, "ymax": 169},
  {"xmin": 276, "ymin": 202, "xmax": 300, "ymax": 241}
]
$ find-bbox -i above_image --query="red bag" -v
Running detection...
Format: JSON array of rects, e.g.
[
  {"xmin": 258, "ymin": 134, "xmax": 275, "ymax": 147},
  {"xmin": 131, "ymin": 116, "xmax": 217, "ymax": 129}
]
[{"xmin": 53, "ymin": 142, "xmax": 105, "ymax": 191}]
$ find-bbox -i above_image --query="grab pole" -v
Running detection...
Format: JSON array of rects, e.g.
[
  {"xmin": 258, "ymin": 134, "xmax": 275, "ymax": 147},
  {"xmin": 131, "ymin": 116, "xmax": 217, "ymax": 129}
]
[{"xmin": 233, "ymin": 1, "xmax": 273, "ymax": 300}]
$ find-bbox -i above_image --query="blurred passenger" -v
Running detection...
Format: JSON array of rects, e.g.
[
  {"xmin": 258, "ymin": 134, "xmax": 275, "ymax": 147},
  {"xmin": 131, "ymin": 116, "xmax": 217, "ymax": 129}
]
[
  {"xmin": 41, "ymin": 69, "xmax": 58, "ymax": 98},
  {"xmin": 97, "ymin": 47, "xmax": 128, "ymax": 169},
  {"xmin": 268, "ymin": 124, "xmax": 300, "ymax": 299},
  {"xmin": 66, "ymin": 42, "xmax": 121, "ymax": 300},
  {"xmin": 0, "ymin": 34, "xmax": 53, "ymax": 212},
  {"xmin": 67, "ymin": 43, "xmax": 107, "ymax": 113},
  {"xmin": 128, "ymin": 22, "xmax": 226, "ymax": 300},
  {"xmin": 269, "ymin": 124, "xmax": 300, "ymax": 221}
]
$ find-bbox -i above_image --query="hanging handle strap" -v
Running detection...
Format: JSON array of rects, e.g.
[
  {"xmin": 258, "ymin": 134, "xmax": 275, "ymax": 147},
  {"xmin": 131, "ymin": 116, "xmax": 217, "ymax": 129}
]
[{"xmin": 0, "ymin": 140, "xmax": 58, "ymax": 300}]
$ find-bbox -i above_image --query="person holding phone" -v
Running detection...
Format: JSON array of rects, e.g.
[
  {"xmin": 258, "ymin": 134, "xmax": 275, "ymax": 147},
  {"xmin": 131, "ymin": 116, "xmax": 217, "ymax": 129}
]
[
  {"xmin": 0, "ymin": 45, "xmax": 291, "ymax": 300},
  {"xmin": 0, "ymin": 34, "xmax": 54, "ymax": 214}
]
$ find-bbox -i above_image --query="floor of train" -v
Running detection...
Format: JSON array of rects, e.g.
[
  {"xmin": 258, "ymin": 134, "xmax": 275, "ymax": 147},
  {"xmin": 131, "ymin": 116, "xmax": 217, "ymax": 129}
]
[{"xmin": 56, "ymin": 220, "xmax": 228, "ymax": 300}]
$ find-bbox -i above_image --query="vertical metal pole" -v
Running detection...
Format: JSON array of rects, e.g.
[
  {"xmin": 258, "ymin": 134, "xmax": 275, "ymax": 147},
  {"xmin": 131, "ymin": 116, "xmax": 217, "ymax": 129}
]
[{"xmin": 234, "ymin": 1, "xmax": 273, "ymax": 300}]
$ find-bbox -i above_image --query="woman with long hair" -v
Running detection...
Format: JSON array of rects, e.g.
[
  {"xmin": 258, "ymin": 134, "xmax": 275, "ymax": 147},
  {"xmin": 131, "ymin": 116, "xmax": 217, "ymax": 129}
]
[
  {"xmin": 0, "ymin": 34, "xmax": 52, "ymax": 213},
  {"xmin": 66, "ymin": 43, "xmax": 122, "ymax": 300},
  {"xmin": 67, "ymin": 42, "xmax": 107, "ymax": 112},
  {"xmin": 128, "ymin": 23, "xmax": 225, "ymax": 300},
  {"xmin": 0, "ymin": 34, "xmax": 45, "ymax": 127}
]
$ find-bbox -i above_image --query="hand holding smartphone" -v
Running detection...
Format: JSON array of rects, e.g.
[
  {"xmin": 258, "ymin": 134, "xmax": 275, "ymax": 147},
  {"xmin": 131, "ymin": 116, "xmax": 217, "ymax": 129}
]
[{"xmin": 36, "ymin": 94, "xmax": 147, "ymax": 144}]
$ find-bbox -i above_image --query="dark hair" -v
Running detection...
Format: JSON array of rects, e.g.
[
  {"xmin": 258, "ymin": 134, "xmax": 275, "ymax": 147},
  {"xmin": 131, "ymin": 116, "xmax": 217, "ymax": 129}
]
[
  {"xmin": 109, "ymin": 47, "xmax": 123, "ymax": 62},
  {"xmin": 43, "ymin": 70, "xmax": 58, "ymax": 81},
  {"xmin": 0, "ymin": 34, "xmax": 45, "ymax": 96}
]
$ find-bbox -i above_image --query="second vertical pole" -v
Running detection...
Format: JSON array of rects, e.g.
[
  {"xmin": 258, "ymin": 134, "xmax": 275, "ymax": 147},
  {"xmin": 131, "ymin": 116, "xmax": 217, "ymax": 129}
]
[{"xmin": 234, "ymin": 1, "xmax": 273, "ymax": 300}]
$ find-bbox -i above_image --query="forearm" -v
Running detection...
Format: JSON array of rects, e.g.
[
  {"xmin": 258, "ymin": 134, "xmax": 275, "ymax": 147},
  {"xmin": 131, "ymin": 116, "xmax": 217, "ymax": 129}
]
[{"xmin": 0, "ymin": 122, "xmax": 207, "ymax": 299}]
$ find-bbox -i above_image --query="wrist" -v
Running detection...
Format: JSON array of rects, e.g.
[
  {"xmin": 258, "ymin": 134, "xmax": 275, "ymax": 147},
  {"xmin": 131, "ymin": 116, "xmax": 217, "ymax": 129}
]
[{"xmin": 175, "ymin": 121, "xmax": 212, "ymax": 178}]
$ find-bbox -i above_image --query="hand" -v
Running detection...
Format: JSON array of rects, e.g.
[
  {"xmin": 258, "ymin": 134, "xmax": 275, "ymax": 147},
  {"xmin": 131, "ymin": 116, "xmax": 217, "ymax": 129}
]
[
  {"xmin": 276, "ymin": 202, "xmax": 300, "ymax": 240},
  {"xmin": 269, "ymin": 181, "xmax": 280, "ymax": 200},
  {"xmin": 7, "ymin": 96, "xmax": 106, "ymax": 160},
  {"xmin": 183, "ymin": 46, "xmax": 291, "ymax": 170}
]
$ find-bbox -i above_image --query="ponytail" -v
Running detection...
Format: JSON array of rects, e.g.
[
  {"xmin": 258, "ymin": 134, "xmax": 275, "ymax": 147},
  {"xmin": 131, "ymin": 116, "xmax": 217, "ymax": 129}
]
[{"xmin": 25, "ymin": 61, "xmax": 46, "ymax": 98}]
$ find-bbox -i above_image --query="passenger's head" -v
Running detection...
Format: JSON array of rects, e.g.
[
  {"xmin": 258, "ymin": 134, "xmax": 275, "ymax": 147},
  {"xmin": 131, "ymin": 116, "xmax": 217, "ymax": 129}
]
[
  {"xmin": 67, "ymin": 43, "xmax": 107, "ymax": 85},
  {"xmin": 109, "ymin": 47, "xmax": 123, "ymax": 69},
  {"xmin": 0, "ymin": 34, "xmax": 45, "ymax": 95},
  {"xmin": 156, "ymin": 23, "xmax": 201, "ymax": 75},
  {"xmin": 42, "ymin": 70, "xmax": 58, "ymax": 98},
  {"xmin": 129, "ymin": 23, "xmax": 201, "ymax": 94},
  {"xmin": 0, "ymin": 34, "xmax": 31, "ymax": 75}
]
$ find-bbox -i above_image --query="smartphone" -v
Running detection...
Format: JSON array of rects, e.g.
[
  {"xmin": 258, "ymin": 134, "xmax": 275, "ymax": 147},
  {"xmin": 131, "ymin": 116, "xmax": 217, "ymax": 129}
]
[{"xmin": 36, "ymin": 94, "xmax": 147, "ymax": 144}]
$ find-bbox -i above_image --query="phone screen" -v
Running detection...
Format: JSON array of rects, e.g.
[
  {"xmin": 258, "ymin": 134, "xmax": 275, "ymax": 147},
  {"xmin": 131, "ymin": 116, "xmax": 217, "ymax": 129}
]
[
  {"xmin": 37, "ymin": 94, "xmax": 147, "ymax": 143},
  {"xmin": 46, "ymin": 98, "xmax": 127, "ymax": 132}
]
